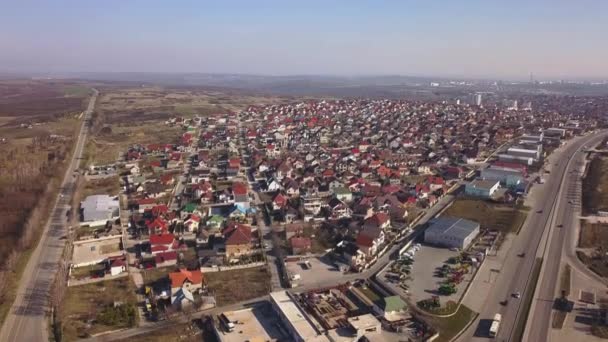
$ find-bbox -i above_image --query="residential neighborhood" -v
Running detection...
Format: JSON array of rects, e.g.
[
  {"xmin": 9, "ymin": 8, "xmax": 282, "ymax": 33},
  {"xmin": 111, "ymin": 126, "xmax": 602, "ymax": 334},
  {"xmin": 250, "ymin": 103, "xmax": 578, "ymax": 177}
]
[{"xmin": 53, "ymin": 95, "xmax": 607, "ymax": 341}]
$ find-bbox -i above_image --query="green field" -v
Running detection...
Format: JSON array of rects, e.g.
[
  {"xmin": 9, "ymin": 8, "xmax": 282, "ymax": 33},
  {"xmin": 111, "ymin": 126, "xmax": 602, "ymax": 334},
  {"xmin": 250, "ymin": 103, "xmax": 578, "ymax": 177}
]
[{"xmin": 425, "ymin": 304, "xmax": 477, "ymax": 342}]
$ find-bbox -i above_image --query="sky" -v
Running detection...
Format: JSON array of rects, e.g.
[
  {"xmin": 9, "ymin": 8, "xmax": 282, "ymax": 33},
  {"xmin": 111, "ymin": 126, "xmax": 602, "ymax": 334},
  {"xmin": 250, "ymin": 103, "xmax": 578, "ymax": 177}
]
[{"xmin": 1, "ymin": 0, "xmax": 607, "ymax": 80}]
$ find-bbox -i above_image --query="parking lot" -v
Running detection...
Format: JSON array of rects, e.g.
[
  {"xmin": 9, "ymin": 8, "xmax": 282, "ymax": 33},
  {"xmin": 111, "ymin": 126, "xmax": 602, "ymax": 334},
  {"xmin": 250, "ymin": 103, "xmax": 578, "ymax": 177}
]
[
  {"xmin": 380, "ymin": 244, "xmax": 475, "ymax": 305},
  {"xmin": 284, "ymin": 255, "xmax": 347, "ymax": 288}
]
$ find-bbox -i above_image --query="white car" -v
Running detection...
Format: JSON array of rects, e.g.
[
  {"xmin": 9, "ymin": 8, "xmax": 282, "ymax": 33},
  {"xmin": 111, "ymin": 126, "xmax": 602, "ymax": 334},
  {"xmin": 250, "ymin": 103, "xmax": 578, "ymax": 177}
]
[{"xmin": 513, "ymin": 292, "xmax": 521, "ymax": 299}]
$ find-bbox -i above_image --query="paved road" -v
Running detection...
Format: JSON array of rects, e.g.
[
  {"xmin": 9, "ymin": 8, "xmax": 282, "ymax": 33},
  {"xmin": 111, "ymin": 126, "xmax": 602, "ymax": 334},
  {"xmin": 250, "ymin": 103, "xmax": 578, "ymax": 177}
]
[
  {"xmin": 454, "ymin": 131, "xmax": 607, "ymax": 342},
  {"xmin": 0, "ymin": 90, "xmax": 98, "ymax": 342},
  {"xmin": 525, "ymin": 132, "xmax": 608, "ymax": 342}
]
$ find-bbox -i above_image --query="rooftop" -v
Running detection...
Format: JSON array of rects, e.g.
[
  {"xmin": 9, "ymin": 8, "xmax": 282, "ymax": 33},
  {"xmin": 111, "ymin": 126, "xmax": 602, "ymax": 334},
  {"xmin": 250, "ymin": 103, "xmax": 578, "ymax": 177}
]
[
  {"xmin": 427, "ymin": 216, "xmax": 480, "ymax": 239},
  {"xmin": 270, "ymin": 291, "xmax": 325, "ymax": 341}
]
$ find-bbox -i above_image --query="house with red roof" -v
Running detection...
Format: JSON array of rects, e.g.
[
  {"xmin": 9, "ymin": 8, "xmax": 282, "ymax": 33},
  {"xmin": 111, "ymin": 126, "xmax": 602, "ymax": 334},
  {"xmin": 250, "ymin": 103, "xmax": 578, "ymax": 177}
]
[
  {"xmin": 168, "ymin": 268, "xmax": 204, "ymax": 295},
  {"xmin": 149, "ymin": 233, "xmax": 178, "ymax": 254},
  {"xmin": 184, "ymin": 214, "xmax": 201, "ymax": 233},
  {"xmin": 154, "ymin": 251, "xmax": 178, "ymax": 268},
  {"xmin": 363, "ymin": 213, "xmax": 391, "ymax": 231},
  {"xmin": 222, "ymin": 224, "xmax": 253, "ymax": 257},
  {"xmin": 272, "ymin": 193, "xmax": 288, "ymax": 211},
  {"xmin": 160, "ymin": 173, "xmax": 175, "ymax": 186},
  {"xmin": 146, "ymin": 217, "xmax": 168, "ymax": 235},
  {"xmin": 290, "ymin": 237, "xmax": 312, "ymax": 255},
  {"xmin": 137, "ymin": 198, "xmax": 157, "ymax": 212}
]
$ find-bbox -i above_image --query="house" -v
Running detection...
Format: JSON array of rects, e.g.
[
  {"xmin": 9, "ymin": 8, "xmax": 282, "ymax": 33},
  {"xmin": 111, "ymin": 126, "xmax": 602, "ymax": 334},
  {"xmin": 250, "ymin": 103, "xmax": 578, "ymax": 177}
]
[
  {"xmin": 362, "ymin": 213, "xmax": 391, "ymax": 231},
  {"xmin": 108, "ymin": 258, "xmax": 126, "ymax": 276},
  {"xmin": 272, "ymin": 193, "xmax": 288, "ymax": 211},
  {"xmin": 327, "ymin": 198, "xmax": 352, "ymax": 219},
  {"xmin": 223, "ymin": 224, "xmax": 253, "ymax": 257},
  {"xmin": 337, "ymin": 241, "xmax": 366, "ymax": 271},
  {"xmin": 465, "ymin": 179, "xmax": 500, "ymax": 198},
  {"xmin": 184, "ymin": 214, "xmax": 201, "ymax": 233},
  {"xmin": 376, "ymin": 296, "xmax": 407, "ymax": 322},
  {"xmin": 356, "ymin": 225, "xmax": 385, "ymax": 257},
  {"xmin": 284, "ymin": 223, "xmax": 305, "ymax": 240},
  {"xmin": 290, "ymin": 237, "xmax": 312, "ymax": 255},
  {"xmin": 149, "ymin": 233, "xmax": 178, "ymax": 254},
  {"xmin": 169, "ymin": 269, "xmax": 204, "ymax": 308},
  {"xmin": 154, "ymin": 251, "xmax": 178, "ymax": 267},
  {"xmin": 333, "ymin": 187, "xmax": 353, "ymax": 203},
  {"xmin": 232, "ymin": 182, "xmax": 249, "ymax": 207}
]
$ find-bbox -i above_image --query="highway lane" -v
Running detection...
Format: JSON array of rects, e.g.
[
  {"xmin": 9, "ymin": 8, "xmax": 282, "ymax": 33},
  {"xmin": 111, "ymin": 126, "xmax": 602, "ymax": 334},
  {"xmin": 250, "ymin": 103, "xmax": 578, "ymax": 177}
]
[
  {"xmin": 455, "ymin": 131, "xmax": 607, "ymax": 342},
  {"xmin": 0, "ymin": 90, "xmax": 98, "ymax": 342},
  {"xmin": 526, "ymin": 132, "xmax": 608, "ymax": 342}
]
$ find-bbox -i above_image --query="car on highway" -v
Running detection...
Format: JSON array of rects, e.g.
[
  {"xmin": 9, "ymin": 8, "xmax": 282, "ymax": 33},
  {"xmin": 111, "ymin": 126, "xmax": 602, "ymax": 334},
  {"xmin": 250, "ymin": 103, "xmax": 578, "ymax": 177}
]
[
  {"xmin": 500, "ymin": 299, "xmax": 508, "ymax": 306},
  {"xmin": 512, "ymin": 291, "xmax": 521, "ymax": 299},
  {"xmin": 536, "ymin": 209, "xmax": 543, "ymax": 214},
  {"xmin": 517, "ymin": 252, "xmax": 525, "ymax": 257},
  {"xmin": 568, "ymin": 200, "xmax": 573, "ymax": 204}
]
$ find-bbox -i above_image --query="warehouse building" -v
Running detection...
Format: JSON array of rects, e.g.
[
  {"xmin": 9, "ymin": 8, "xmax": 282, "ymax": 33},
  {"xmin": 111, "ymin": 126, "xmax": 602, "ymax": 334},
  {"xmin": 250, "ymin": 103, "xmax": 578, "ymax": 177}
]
[
  {"xmin": 465, "ymin": 179, "xmax": 500, "ymax": 198},
  {"xmin": 497, "ymin": 153, "xmax": 534, "ymax": 166},
  {"xmin": 481, "ymin": 166, "xmax": 525, "ymax": 188},
  {"xmin": 424, "ymin": 217, "xmax": 480, "ymax": 249},
  {"xmin": 269, "ymin": 291, "xmax": 329, "ymax": 342},
  {"xmin": 506, "ymin": 146, "xmax": 540, "ymax": 160},
  {"xmin": 80, "ymin": 194, "xmax": 120, "ymax": 226}
]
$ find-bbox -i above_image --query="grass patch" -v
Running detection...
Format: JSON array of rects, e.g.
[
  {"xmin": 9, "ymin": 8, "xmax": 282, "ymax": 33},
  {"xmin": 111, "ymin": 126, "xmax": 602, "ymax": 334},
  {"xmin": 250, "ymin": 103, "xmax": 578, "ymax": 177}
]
[
  {"xmin": 444, "ymin": 199, "xmax": 528, "ymax": 234},
  {"xmin": 418, "ymin": 300, "xmax": 459, "ymax": 316},
  {"xmin": 425, "ymin": 304, "xmax": 477, "ymax": 342},
  {"xmin": 582, "ymin": 156, "xmax": 608, "ymax": 215},
  {"xmin": 63, "ymin": 86, "xmax": 91, "ymax": 97},
  {"xmin": 59, "ymin": 277, "xmax": 138, "ymax": 340},
  {"xmin": 512, "ymin": 257, "xmax": 543, "ymax": 342},
  {"xmin": 205, "ymin": 266, "xmax": 271, "ymax": 306}
]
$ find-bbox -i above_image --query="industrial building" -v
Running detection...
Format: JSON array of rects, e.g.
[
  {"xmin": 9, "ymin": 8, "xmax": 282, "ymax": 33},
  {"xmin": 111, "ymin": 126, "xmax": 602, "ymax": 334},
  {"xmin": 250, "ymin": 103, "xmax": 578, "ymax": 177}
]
[
  {"xmin": 465, "ymin": 179, "xmax": 500, "ymax": 198},
  {"xmin": 270, "ymin": 291, "xmax": 329, "ymax": 342},
  {"xmin": 497, "ymin": 153, "xmax": 534, "ymax": 166},
  {"xmin": 424, "ymin": 217, "xmax": 480, "ymax": 249},
  {"xmin": 506, "ymin": 146, "xmax": 540, "ymax": 160},
  {"xmin": 80, "ymin": 194, "xmax": 120, "ymax": 226},
  {"xmin": 481, "ymin": 166, "xmax": 526, "ymax": 188}
]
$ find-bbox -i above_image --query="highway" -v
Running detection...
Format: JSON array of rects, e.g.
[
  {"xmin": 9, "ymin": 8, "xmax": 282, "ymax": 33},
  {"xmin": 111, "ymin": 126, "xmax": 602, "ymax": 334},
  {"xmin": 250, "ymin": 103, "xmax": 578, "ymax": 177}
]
[
  {"xmin": 525, "ymin": 131, "xmax": 608, "ymax": 342},
  {"xmin": 0, "ymin": 89, "xmax": 98, "ymax": 342},
  {"xmin": 455, "ymin": 131, "xmax": 608, "ymax": 342}
]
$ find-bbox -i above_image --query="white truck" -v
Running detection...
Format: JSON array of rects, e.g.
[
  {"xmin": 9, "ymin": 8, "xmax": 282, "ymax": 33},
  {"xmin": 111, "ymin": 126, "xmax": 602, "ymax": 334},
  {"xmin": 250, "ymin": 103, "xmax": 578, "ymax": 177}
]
[{"xmin": 489, "ymin": 313, "xmax": 502, "ymax": 337}]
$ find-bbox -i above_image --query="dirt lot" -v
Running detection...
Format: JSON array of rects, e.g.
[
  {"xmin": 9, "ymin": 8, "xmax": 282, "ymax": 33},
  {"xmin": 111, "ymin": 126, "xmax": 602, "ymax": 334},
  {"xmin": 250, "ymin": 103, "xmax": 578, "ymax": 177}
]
[
  {"xmin": 60, "ymin": 277, "xmax": 138, "ymax": 340},
  {"xmin": 582, "ymin": 156, "xmax": 608, "ymax": 215},
  {"xmin": 444, "ymin": 199, "xmax": 527, "ymax": 234},
  {"xmin": 579, "ymin": 220, "xmax": 608, "ymax": 248},
  {"xmin": 205, "ymin": 266, "xmax": 271, "ymax": 306},
  {"xmin": 577, "ymin": 219, "xmax": 608, "ymax": 278},
  {"xmin": 83, "ymin": 176, "xmax": 121, "ymax": 198},
  {"xmin": 0, "ymin": 80, "xmax": 88, "ymax": 119}
]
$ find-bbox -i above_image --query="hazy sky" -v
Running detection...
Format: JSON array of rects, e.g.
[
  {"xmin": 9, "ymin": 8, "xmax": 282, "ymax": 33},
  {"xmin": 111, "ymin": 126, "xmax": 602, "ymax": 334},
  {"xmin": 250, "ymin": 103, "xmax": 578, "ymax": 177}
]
[{"xmin": 1, "ymin": 0, "xmax": 607, "ymax": 80}]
